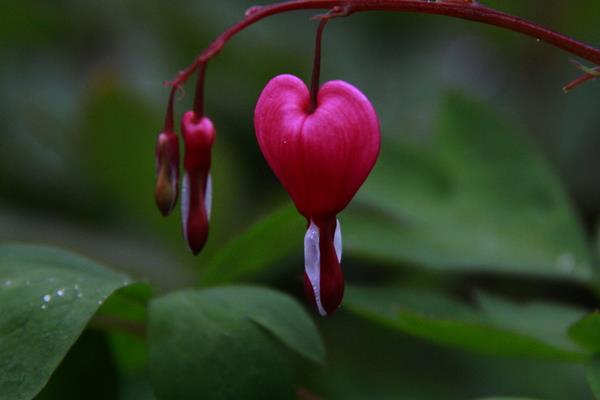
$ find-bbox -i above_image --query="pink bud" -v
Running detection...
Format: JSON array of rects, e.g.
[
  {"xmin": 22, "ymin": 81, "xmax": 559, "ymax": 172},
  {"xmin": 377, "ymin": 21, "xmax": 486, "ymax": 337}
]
[
  {"xmin": 181, "ymin": 111, "xmax": 215, "ymax": 255},
  {"xmin": 154, "ymin": 131, "xmax": 180, "ymax": 216},
  {"xmin": 254, "ymin": 74, "xmax": 381, "ymax": 314}
]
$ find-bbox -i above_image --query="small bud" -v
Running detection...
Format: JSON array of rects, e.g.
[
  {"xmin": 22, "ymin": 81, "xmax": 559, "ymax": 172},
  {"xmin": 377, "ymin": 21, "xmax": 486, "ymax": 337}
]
[
  {"xmin": 154, "ymin": 131, "xmax": 180, "ymax": 216},
  {"xmin": 181, "ymin": 111, "xmax": 216, "ymax": 255}
]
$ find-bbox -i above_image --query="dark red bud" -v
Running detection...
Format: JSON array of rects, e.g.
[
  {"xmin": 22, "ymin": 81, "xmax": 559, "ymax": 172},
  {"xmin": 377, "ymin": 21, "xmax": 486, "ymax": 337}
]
[
  {"xmin": 154, "ymin": 131, "xmax": 180, "ymax": 216},
  {"xmin": 181, "ymin": 111, "xmax": 215, "ymax": 255}
]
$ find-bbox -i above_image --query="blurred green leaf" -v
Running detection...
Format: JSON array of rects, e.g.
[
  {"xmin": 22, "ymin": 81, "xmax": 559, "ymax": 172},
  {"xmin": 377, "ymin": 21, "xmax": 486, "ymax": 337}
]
[
  {"xmin": 148, "ymin": 286, "xmax": 323, "ymax": 400},
  {"xmin": 97, "ymin": 282, "xmax": 151, "ymax": 323},
  {"xmin": 587, "ymin": 356, "xmax": 600, "ymax": 400},
  {"xmin": 345, "ymin": 285, "xmax": 587, "ymax": 362},
  {"xmin": 201, "ymin": 205, "xmax": 303, "ymax": 286},
  {"xmin": 303, "ymin": 312, "xmax": 591, "ymax": 400},
  {"xmin": 118, "ymin": 372, "xmax": 156, "ymax": 400},
  {"xmin": 0, "ymin": 243, "xmax": 134, "ymax": 400},
  {"xmin": 476, "ymin": 291, "xmax": 585, "ymax": 352},
  {"xmin": 476, "ymin": 398, "xmax": 541, "ymax": 400},
  {"xmin": 596, "ymin": 220, "xmax": 600, "ymax": 259},
  {"xmin": 108, "ymin": 332, "xmax": 148, "ymax": 375},
  {"xmin": 344, "ymin": 91, "xmax": 593, "ymax": 279},
  {"xmin": 82, "ymin": 82, "xmax": 160, "ymax": 220},
  {"xmin": 99, "ymin": 284, "xmax": 152, "ymax": 375},
  {"xmin": 570, "ymin": 313, "xmax": 600, "ymax": 353},
  {"xmin": 35, "ymin": 331, "xmax": 118, "ymax": 400}
]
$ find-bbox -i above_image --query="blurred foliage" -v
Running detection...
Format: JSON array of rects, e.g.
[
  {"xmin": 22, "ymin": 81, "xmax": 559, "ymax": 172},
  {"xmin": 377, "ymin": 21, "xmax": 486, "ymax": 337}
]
[
  {"xmin": 1, "ymin": 0, "xmax": 600, "ymax": 399},
  {"xmin": 346, "ymin": 92, "xmax": 592, "ymax": 279},
  {"xmin": 148, "ymin": 287, "xmax": 323, "ymax": 399},
  {"xmin": 346, "ymin": 286, "xmax": 587, "ymax": 361},
  {"xmin": 588, "ymin": 357, "xmax": 600, "ymax": 400},
  {"xmin": 570, "ymin": 312, "xmax": 600, "ymax": 353}
]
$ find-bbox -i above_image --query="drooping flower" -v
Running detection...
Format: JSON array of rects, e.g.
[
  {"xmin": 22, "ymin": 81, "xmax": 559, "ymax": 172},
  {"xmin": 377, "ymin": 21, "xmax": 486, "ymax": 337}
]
[
  {"xmin": 154, "ymin": 131, "xmax": 180, "ymax": 216},
  {"xmin": 180, "ymin": 111, "xmax": 215, "ymax": 255},
  {"xmin": 254, "ymin": 74, "xmax": 380, "ymax": 315}
]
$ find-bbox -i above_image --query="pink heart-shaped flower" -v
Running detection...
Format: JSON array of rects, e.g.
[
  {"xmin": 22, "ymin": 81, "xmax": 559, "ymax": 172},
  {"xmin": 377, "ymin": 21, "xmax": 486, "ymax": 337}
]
[
  {"xmin": 255, "ymin": 74, "xmax": 380, "ymax": 219},
  {"xmin": 255, "ymin": 74, "xmax": 380, "ymax": 315}
]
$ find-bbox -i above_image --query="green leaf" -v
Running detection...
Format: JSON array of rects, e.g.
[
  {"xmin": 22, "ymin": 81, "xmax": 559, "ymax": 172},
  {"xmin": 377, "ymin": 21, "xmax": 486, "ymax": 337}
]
[
  {"xmin": 570, "ymin": 312, "xmax": 600, "ymax": 352},
  {"xmin": 587, "ymin": 356, "xmax": 600, "ymax": 400},
  {"xmin": 82, "ymin": 84, "xmax": 158, "ymax": 219},
  {"xmin": 0, "ymin": 243, "xmax": 134, "ymax": 400},
  {"xmin": 344, "ymin": 91, "xmax": 592, "ymax": 279},
  {"xmin": 476, "ymin": 398, "xmax": 541, "ymax": 400},
  {"xmin": 345, "ymin": 285, "xmax": 587, "ymax": 362},
  {"xmin": 98, "ymin": 284, "xmax": 152, "ymax": 374},
  {"xmin": 96, "ymin": 282, "xmax": 151, "ymax": 323},
  {"xmin": 148, "ymin": 286, "xmax": 324, "ymax": 400},
  {"xmin": 201, "ymin": 205, "xmax": 304, "ymax": 286},
  {"xmin": 596, "ymin": 220, "xmax": 600, "ymax": 260},
  {"xmin": 304, "ymin": 310, "xmax": 591, "ymax": 399},
  {"xmin": 35, "ymin": 331, "xmax": 119, "ymax": 400},
  {"xmin": 476, "ymin": 291, "xmax": 585, "ymax": 352}
]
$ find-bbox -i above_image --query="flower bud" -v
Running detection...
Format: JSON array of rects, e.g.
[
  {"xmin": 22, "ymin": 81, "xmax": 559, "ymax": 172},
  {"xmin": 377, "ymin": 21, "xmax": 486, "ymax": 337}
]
[
  {"xmin": 154, "ymin": 131, "xmax": 180, "ymax": 216},
  {"xmin": 181, "ymin": 111, "xmax": 215, "ymax": 255}
]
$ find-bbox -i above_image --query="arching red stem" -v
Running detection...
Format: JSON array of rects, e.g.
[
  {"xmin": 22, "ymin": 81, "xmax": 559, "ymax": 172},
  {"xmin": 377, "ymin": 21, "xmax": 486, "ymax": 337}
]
[{"xmin": 167, "ymin": 0, "xmax": 600, "ymax": 90}]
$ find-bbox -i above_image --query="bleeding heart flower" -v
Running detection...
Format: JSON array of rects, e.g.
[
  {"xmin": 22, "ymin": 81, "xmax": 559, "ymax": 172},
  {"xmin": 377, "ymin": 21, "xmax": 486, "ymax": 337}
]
[
  {"xmin": 181, "ymin": 111, "xmax": 215, "ymax": 255},
  {"xmin": 154, "ymin": 131, "xmax": 180, "ymax": 216},
  {"xmin": 254, "ymin": 74, "xmax": 380, "ymax": 315}
]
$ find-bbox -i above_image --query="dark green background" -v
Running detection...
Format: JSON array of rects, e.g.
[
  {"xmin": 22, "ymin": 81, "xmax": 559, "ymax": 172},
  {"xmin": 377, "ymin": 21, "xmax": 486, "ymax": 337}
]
[{"xmin": 1, "ymin": 1, "xmax": 600, "ymax": 399}]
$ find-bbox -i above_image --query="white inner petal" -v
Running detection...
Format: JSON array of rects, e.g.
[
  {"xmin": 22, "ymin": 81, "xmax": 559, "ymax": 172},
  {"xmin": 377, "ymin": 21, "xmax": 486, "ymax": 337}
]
[
  {"xmin": 334, "ymin": 218, "xmax": 342, "ymax": 263},
  {"xmin": 304, "ymin": 220, "xmax": 327, "ymax": 316},
  {"xmin": 181, "ymin": 173, "xmax": 190, "ymax": 244},
  {"xmin": 205, "ymin": 173, "xmax": 212, "ymax": 221}
]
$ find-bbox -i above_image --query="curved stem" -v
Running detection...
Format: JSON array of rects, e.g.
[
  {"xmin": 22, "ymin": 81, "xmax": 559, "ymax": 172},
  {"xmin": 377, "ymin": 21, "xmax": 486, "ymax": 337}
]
[
  {"xmin": 310, "ymin": 18, "xmax": 329, "ymax": 112},
  {"xmin": 564, "ymin": 71, "xmax": 599, "ymax": 93},
  {"xmin": 167, "ymin": 0, "xmax": 600, "ymax": 89},
  {"xmin": 163, "ymin": 85, "xmax": 177, "ymax": 132},
  {"xmin": 193, "ymin": 62, "xmax": 207, "ymax": 118}
]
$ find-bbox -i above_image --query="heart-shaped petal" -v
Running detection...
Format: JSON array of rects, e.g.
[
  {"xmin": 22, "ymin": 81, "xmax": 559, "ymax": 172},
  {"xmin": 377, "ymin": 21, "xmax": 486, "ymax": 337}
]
[{"xmin": 254, "ymin": 74, "xmax": 380, "ymax": 219}]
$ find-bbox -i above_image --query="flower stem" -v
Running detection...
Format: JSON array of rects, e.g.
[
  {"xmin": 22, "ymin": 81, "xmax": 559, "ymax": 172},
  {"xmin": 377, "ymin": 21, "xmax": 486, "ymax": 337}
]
[
  {"xmin": 163, "ymin": 85, "xmax": 177, "ymax": 132},
  {"xmin": 309, "ymin": 18, "xmax": 329, "ymax": 112},
  {"xmin": 167, "ymin": 0, "xmax": 600, "ymax": 91},
  {"xmin": 563, "ymin": 70, "xmax": 599, "ymax": 93},
  {"xmin": 193, "ymin": 62, "xmax": 207, "ymax": 118}
]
